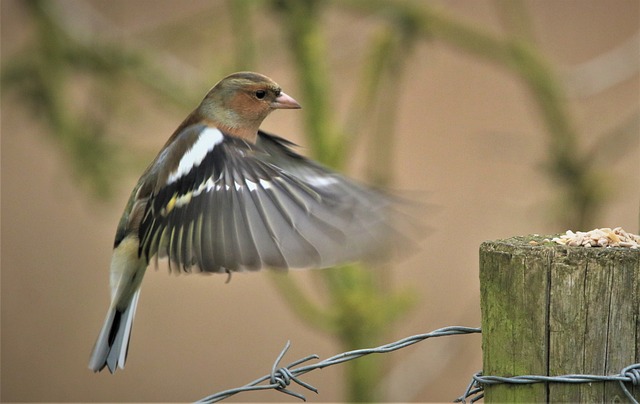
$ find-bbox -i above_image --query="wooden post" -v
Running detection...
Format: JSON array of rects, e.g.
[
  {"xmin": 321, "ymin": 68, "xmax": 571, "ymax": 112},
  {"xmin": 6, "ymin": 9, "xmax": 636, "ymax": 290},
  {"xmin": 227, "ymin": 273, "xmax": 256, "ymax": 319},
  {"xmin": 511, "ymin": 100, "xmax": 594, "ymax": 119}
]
[{"xmin": 480, "ymin": 235, "xmax": 639, "ymax": 402}]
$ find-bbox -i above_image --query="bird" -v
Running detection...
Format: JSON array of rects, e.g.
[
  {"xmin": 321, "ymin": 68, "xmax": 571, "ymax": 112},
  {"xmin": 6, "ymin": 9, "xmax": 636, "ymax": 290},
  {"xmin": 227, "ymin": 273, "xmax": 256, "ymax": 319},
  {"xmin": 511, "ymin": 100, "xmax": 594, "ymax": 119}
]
[{"xmin": 88, "ymin": 71, "xmax": 402, "ymax": 373}]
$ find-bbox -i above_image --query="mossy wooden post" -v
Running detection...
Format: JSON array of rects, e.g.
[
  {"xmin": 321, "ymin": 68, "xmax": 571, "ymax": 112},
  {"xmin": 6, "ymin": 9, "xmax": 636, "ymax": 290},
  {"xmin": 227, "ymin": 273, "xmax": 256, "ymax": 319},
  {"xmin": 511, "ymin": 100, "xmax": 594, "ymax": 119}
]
[{"xmin": 480, "ymin": 235, "xmax": 639, "ymax": 402}]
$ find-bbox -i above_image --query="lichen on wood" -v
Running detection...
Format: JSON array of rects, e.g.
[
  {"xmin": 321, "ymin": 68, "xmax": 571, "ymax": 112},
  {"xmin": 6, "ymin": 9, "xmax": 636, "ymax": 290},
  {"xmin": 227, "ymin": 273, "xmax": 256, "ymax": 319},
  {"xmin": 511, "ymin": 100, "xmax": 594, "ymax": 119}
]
[{"xmin": 480, "ymin": 235, "xmax": 639, "ymax": 402}]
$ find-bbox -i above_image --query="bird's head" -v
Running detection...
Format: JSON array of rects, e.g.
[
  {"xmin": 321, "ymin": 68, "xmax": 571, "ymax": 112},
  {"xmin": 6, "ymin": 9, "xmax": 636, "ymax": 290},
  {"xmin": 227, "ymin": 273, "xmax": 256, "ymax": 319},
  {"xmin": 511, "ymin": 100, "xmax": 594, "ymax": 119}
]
[{"xmin": 198, "ymin": 72, "xmax": 301, "ymax": 141}]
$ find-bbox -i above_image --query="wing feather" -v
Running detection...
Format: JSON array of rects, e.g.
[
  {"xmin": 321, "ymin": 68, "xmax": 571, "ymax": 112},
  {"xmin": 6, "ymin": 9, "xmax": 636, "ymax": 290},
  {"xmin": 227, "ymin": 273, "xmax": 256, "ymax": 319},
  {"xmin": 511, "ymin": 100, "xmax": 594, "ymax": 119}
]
[
  {"xmin": 230, "ymin": 167, "xmax": 261, "ymax": 269},
  {"xmin": 137, "ymin": 126, "xmax": 400, "ymax": 273},
  {"xmin": 200, "ymin": 185, "xmax": 217, "ymax": 271},
  {"xmin": 255, "ymin": 175, "xmax": 323, "ymax": 267}
]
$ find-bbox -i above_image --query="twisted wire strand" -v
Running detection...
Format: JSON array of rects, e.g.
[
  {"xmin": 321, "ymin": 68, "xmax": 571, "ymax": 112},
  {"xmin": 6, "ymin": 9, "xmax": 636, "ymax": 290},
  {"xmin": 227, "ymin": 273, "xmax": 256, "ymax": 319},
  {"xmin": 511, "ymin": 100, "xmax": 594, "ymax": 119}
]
[
  {"xmin": 195, "ymin": 326, "xmax": 481, "ymax": 403},
  {"xmin": 194, "ymin": 325, "xmax": 638, "ymax": 403},
  {"xmin": 456, "ymin": 363, "xmax": 640, "ymax": 404}
]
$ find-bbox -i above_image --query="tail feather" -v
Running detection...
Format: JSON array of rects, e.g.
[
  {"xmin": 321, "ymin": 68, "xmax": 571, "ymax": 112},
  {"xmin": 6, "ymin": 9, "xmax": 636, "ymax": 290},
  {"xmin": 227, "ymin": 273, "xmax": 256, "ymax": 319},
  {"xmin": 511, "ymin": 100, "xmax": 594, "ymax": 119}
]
[{"xmin": 88, "ymin": 289, "xmax": 141, "ymax": 373}]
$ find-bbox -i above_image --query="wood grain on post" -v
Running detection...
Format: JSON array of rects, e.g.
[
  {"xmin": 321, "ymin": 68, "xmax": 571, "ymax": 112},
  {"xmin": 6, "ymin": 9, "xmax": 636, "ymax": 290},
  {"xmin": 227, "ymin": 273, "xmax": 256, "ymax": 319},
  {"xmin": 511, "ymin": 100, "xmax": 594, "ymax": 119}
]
[{"xmin": 480, "ymin": 235, "xmax": 639, "ymax": 402}]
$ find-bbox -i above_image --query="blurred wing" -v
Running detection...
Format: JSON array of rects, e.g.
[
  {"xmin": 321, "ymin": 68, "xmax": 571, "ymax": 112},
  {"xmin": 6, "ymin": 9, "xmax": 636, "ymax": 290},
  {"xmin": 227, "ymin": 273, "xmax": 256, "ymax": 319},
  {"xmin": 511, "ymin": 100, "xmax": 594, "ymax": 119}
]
[{"xmin": 139, "ymin": 127, "xmax": 396, "ymax": 273}]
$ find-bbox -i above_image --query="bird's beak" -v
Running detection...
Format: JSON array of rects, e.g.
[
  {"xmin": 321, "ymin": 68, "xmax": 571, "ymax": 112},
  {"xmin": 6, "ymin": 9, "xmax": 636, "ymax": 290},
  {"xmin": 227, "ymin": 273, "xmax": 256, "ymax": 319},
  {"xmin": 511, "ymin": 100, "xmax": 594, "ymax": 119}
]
[{"xmin": 272, "ymin": 92, "xmax": 301, "ymax": 109}]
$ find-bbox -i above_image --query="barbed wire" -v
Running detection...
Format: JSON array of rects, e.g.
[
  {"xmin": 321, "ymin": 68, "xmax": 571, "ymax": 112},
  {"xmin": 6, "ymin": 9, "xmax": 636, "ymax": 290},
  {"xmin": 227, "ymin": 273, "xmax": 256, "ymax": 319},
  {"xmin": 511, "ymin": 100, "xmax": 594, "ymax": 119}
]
[
  {"xmin": 456, "ymin": 363, "xmax": 640, "ymax": 404},
  {"xmin": 194, "ymin": 324, "xmax": 638, "ymax": 403},
  {"xmin": 195, "ymin": 326, "xmax": 481, "ymax": 403}
]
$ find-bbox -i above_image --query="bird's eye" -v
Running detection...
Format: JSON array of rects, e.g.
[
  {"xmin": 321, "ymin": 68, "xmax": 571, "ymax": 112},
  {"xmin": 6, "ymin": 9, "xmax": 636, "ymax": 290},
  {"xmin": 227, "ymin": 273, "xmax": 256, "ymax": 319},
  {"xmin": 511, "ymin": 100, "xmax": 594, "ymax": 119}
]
[{"xmin": 255, "ymin": 90, "xmax": 267, "ymax": 99}]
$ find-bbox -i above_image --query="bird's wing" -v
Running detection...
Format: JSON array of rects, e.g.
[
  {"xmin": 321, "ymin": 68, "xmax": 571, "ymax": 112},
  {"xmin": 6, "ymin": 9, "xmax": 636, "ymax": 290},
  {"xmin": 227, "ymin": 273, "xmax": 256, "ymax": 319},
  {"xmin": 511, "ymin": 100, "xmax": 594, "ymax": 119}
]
[{"xmin": 138, "ymin": 125, "xmax": 396, "ymax": 273}]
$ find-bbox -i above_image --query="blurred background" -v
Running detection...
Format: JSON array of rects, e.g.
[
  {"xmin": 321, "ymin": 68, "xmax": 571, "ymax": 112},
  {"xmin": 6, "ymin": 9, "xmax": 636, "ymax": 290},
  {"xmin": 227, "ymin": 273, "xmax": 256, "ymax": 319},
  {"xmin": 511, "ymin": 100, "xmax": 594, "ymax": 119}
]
[{"xmin": 2, "ymin": 0, "xmax": 638, "ymax": 402}]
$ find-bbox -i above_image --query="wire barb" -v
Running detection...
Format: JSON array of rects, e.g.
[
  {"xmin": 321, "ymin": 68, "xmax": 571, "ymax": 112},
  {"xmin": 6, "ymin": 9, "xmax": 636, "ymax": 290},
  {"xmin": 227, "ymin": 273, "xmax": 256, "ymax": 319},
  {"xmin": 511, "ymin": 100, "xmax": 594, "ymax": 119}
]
[
  {"xmin": 269, "ymin": 340, "xmax": 319, "ymax": 401},
  {"xmin": 454, "ymin": 372, "xmax": 484, "ymax": 403},
  {"xmin": 620, "ymin": 363, "xmax": 640, "ymax": 403}
]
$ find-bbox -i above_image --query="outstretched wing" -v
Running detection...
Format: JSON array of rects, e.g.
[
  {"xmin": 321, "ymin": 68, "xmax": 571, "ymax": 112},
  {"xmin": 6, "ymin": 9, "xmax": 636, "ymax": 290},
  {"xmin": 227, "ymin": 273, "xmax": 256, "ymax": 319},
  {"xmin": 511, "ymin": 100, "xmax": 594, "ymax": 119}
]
[{"xmin": 138, "ymin": 126, "xmax": 396, "ymax": 273}]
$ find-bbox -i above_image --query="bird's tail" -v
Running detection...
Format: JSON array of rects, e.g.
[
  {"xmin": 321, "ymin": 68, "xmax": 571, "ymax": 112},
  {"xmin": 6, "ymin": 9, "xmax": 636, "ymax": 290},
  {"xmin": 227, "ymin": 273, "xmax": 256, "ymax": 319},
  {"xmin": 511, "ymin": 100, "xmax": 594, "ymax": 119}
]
[
  {"xmin": 88, "ymin": 289, "xmax": 141, "ymax": 373},
  {"xmin": 90, "ymin": 234, "xmax": 147, "ymax": 373}
]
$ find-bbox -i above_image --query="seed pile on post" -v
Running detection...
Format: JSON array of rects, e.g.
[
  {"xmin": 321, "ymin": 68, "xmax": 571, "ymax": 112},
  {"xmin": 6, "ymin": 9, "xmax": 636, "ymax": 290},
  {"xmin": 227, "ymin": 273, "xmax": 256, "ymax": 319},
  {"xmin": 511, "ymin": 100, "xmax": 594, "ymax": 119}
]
[{"xmin": 551, "ymin": 227, "xmax": 640, "ymax": 249}]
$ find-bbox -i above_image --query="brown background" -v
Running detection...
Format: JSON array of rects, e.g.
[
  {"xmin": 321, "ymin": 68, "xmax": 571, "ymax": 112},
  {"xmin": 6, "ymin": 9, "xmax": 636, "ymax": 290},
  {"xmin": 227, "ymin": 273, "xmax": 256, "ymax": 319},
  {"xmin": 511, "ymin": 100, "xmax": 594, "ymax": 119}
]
[{"xmin": 2, "ymin": 0, "xmax": 639, "ymax": 402}]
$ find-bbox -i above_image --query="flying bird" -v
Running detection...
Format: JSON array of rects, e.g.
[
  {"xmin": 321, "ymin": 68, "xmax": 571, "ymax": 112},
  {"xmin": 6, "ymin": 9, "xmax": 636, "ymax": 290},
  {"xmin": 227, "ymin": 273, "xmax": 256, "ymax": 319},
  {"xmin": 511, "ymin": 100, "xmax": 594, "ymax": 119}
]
[{"xmin": 89, "ymin": 72, "xmax": 401, "ymax": 373}]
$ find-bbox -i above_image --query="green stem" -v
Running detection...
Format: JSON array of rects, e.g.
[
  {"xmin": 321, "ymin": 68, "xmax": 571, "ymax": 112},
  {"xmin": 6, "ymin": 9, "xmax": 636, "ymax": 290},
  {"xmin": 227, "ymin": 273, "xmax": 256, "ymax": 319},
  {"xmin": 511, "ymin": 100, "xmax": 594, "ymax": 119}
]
[
  {"xmin": 272, "ymin": 0, "xmax": 342, "ymax": 167},
  {"xmin": 268, "ymin": 272, "xmax": 336, "ymax": 332}
]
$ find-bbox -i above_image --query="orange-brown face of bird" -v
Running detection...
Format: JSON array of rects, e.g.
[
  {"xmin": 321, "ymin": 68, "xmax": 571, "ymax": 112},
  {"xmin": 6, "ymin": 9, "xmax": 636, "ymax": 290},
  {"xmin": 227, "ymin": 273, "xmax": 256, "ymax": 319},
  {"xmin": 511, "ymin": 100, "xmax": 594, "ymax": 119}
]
[{"xmin": 198, "ymin": 72, "xmax": 301, "ymax": 141}]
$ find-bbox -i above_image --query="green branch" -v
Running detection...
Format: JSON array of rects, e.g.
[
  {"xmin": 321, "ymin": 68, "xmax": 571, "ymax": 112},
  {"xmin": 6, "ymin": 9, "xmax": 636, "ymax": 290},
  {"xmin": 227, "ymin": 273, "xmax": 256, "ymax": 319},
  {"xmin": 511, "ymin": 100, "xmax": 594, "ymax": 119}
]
[{"xmin": 340, "ymin": 0, "xmax": 607, "ymax": 228}]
